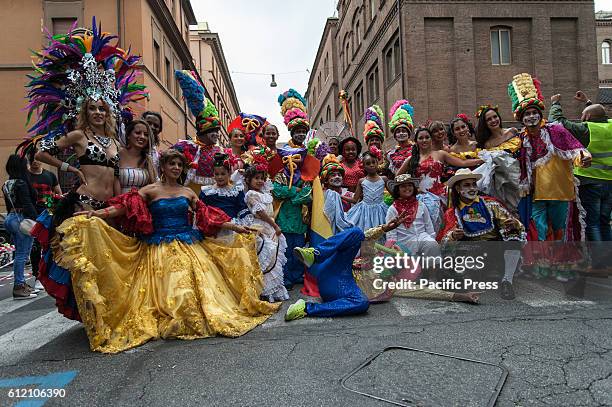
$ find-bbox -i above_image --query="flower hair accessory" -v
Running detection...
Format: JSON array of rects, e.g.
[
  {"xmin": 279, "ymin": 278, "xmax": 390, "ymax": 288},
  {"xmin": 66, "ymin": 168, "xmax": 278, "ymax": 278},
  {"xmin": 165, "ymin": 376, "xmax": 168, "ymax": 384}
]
[
  {"xmin": 243, "ymin": 147, "xmax": 269, "ymax": 173},
  {"xmin": 367, "ymin": 145, "xmax": 383, "ymax": 161},
  {"xmin": 475, "ymin": 104, "xmax": 499, "ymax": 119},
  {"xmin": 456, "ymin": 113, "xmax": 471, "ymax": 123},
  {"xmin": 306, "ymin": 138, "xmax": 330, "ymax": 161}
]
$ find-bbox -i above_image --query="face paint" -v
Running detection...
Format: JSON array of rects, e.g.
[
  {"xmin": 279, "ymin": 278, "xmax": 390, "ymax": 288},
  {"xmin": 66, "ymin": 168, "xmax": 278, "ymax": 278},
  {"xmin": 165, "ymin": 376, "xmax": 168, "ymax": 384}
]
[
  {"xmin": 458, "ymin": 179, "xmax": 479, "ymax": 201},
  {"xmin": 328, "ymin": 172, "xmax": 343, "ymax": 187},
  {"xmin": 522, "ymin": 108, "xmax": 542, "ymax": 128}
]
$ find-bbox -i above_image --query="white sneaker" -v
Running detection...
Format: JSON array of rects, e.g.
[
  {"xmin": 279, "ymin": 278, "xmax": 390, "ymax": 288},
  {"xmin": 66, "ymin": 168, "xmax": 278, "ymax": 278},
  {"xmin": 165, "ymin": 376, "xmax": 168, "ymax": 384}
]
[
  {"xmin": 34, "ymin": 279, "xmax": 45, "ymax": 291},
  {"xmin": 26, "ymin": 283, "xmax": 41, "ymax": 294}
]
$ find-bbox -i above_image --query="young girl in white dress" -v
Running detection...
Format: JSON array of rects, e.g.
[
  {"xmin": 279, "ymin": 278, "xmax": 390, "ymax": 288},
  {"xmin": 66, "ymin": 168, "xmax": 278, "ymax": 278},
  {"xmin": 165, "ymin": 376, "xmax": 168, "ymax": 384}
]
[{"xmin": 243, "ymin": 160, "xmax": 289, "ymax": 303}]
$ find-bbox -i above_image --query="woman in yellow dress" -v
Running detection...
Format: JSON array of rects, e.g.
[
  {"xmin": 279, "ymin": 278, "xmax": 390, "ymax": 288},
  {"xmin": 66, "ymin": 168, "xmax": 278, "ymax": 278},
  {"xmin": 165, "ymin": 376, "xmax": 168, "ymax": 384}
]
[{"xmin": 58, "ymin": 149, "xmax": 279, "ymax": 353}]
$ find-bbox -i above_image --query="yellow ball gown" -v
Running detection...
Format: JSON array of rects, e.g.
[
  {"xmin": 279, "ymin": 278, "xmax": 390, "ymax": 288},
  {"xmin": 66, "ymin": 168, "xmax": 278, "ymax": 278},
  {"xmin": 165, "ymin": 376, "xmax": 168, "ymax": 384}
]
[{"xmin": 53, "ymin": 192, "xmax": 279, "ymax": 353}]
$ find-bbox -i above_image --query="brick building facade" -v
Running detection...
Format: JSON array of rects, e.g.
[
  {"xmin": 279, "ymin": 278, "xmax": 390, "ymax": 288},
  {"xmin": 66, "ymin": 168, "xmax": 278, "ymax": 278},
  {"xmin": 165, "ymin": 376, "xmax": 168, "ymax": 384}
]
[
  {"xmin": 307, "ymin": 0, "xmax": 599, "ymax": 144},
  {"xmin": 595, "ymin": 11, "xmax": 612, "ymax": 115}
]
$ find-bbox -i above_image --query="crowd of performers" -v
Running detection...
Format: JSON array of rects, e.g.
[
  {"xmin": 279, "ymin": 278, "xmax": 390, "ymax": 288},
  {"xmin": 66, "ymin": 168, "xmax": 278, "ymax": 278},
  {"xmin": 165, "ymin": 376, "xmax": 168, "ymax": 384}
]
[{"xmin": 3, "ymin": 20, "xmax": 611, "ymax": 353}]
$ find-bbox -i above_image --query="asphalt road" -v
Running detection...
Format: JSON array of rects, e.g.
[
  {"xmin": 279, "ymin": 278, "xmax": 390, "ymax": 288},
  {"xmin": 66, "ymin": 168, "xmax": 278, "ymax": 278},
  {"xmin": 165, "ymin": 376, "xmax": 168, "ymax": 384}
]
[{"xmin": 0, "ymin": 266, "xmax": 610, "ymax": 407}]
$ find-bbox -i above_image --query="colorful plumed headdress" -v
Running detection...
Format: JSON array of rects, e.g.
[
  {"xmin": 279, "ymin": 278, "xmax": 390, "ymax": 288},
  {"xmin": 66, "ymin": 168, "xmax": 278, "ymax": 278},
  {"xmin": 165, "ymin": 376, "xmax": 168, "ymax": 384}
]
[
  {"xmin": 227, "ymin": 113, "xmax": 266, "ymax": 146},
  {"xmin": 388, "ymin": 99, "xmax": 415, "ymax": 133},
  {"xmin": 278, "ymin": 89, "xmax": 309, "ymax": 133},
  {"xmin": 21, "ymin": 17, "xmax": 147, "ymax": 154},
  {"xmin": 320, "ymin": 154, "xmax": 344, "ymax": 180},
  {"xmin": 175, "ymin": 70, "xmax": 221, "ymax": 134},
  {"xmin": 507, "ymin": 73, "xmax": 545, "ymax": 120},
  {"xmin": 363, "ymin": 105, "xmax": 384, "ymax": 144}
]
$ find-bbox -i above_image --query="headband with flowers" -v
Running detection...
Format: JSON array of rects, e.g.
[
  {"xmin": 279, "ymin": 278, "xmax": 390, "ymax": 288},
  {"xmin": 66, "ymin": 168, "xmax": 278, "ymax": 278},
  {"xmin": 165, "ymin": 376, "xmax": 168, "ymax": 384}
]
[{"xmin": 475, "ymin": 104, "xmax": 499, "ymax": 119}]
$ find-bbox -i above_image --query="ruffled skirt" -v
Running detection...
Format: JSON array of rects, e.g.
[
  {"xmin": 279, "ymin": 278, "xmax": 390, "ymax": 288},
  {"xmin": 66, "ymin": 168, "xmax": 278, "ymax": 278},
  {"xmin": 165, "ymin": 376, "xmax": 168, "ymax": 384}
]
[
  {"xmin": 346, "ymin": 202, "xmax": 388, "ymax": 232},
  {"xmin": 256, "ymin": 232, "xmax": 289, "ymax": 302},
  {"xmin": 55, "ymin": 216, "xmax": 279, "ymax": 353}
]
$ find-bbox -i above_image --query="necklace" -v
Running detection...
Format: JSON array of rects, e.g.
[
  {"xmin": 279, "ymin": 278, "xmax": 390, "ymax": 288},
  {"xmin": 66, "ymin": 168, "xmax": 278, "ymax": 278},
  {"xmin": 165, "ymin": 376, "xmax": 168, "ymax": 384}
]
[{"xmin": 93, "ymin": 134, "xmax": 111, "ymax": 149}]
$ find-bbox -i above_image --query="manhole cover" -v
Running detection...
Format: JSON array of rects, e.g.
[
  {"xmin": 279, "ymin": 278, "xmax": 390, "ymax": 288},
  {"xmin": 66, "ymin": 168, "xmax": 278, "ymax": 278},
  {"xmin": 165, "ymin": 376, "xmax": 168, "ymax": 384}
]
[{"xmin": 341, "ymin": 347, "xmax": 508, "ymax": 407}]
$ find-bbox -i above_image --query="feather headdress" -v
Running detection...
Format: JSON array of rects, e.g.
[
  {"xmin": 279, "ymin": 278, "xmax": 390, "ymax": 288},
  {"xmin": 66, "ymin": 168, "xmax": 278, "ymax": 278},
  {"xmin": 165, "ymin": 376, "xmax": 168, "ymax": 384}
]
[
  {"xmin": 174, "ymin": 70, "xmax": 221, "ymax": 133},
  {"xmin": 21, "ymin": 17, "xmax": 147, "ymax": 155}
]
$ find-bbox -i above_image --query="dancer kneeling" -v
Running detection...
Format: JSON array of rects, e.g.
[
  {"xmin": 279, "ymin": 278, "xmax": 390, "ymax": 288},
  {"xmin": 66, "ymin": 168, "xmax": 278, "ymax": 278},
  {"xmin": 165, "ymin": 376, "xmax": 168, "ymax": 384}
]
[{"xmin": 60, "ymin": 149, "xmax": 279, "ymax": 353}]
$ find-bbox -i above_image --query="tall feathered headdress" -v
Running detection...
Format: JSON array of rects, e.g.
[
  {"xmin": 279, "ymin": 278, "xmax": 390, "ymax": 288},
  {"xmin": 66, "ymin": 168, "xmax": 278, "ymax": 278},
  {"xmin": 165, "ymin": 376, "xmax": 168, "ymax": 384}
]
[
  {"xmin": 363, "ymin": 104, "xmax": 384, "ymax": 144},
  {"xmin": 507, "ymin": 73, "xmax": 545, "ymax": 120},
  {"xmin": 175, "ymin": 70, "xmax": 221, "ymax": 133},
  {"xmin": 20, "ymin": 17, "xmax": 147, "ymax": 155},
  {"xmin": 278, "ymin": 89, "xmax": 309, "ymax": 132},
  {"xmin": 388, "ymin": 99, "xmax": 414, "ymax": 133}
]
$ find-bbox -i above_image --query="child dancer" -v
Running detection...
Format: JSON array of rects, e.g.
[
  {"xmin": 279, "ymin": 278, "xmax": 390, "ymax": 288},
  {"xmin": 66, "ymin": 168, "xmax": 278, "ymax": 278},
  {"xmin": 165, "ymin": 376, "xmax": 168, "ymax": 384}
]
[
  {"xmin": 346, "ymin": 148, "xmax": 388, "ymax": 232},
  {"xmin": 244, "ymin": 157, "xmax": 290, "ymax": 302},
  {"xmin": 200, "ymin": 153, "xmax": 252, "ymax": 225}
]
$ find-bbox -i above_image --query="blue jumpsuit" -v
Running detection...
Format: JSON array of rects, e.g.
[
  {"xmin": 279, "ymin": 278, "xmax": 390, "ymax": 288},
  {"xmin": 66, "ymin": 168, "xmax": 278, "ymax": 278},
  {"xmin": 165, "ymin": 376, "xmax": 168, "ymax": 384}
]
[{"xmin": 305, "ymin": 227, "xmax": 370, "ymax": 317}]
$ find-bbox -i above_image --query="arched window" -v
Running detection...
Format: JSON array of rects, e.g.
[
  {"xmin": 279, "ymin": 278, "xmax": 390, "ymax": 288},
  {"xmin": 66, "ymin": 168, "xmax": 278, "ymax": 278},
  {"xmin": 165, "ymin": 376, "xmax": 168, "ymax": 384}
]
[
  {"xmin": 603, "ymin": 41, "xmax": 611, "ymax": 65},
  {"xmin": 370, "ymin": 0, "xmax": 376, "ymax": 20},
  {"xmin": 326, "ymin": 106, "xmax": 331, "ymax": 122},
  {"xmin": 356, "ymin": 21, "xmax": 361, "ymax": 45}
]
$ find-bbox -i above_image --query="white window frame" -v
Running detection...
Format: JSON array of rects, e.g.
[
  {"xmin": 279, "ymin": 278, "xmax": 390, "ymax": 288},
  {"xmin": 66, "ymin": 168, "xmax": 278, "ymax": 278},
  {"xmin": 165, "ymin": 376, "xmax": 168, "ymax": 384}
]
[
  {"xmin": 490, "ymin": 28, "xmax": 511, "ymax": 66},
  {"xmin": 602, "ymin": 41, "xmax": 611, "ymax": 65}
]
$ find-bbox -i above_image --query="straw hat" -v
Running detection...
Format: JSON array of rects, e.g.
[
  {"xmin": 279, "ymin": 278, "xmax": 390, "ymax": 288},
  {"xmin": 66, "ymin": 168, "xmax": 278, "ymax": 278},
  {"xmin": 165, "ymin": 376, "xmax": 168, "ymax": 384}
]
[
  {"xmin": 387, "ymin": 173, "xmax": 420, "ymax": 192},
  {"xmin": 447, "ymin": 168, "xmax": 482, "ymax": 190}
]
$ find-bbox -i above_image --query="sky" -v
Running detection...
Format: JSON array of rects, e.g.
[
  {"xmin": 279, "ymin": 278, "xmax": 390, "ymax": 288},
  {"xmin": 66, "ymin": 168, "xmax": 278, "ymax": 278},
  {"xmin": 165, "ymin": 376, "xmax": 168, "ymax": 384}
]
[
  {"xmin": 193, "ymin": 0, "xmax": 612, "ymax": 143},
  {"xmin": 192, "ymin": 0, "xmax": 338, "ymax": 142}
]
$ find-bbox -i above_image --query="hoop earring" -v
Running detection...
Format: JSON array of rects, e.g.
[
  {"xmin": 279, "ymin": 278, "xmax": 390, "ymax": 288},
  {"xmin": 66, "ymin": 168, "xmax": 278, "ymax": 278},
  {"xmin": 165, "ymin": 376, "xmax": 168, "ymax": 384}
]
[{"xmin": 160, "ymin": 173, "xmax": 166, "ymax": 183}]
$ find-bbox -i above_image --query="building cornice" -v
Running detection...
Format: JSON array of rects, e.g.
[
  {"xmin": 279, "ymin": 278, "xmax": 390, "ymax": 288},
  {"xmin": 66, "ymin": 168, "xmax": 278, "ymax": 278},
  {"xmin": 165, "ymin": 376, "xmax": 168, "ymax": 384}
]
[
  {"xmin": 307, "ymin": 18, "xmax": 339, "ymax": 93},
  {"xmin": 147, "ymin": 0, "xmax": 197, "ymax": 71},
  {"xmin": 192, "ymin": 31, "xmax": 241, "ymax": 113},
  {"xmin": 182, "ymin": 0, "xmax": 197, "ymax": 24}
]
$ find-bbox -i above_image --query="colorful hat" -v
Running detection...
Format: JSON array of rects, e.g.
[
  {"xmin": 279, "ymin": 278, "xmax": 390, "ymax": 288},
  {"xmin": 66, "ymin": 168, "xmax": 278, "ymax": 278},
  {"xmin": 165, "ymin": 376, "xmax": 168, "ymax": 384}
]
[
  {"xmin": 363, "ymin": 105, "xmax": 385, "ymax": 144},
  {"xmin": 278, "ymin": 89, "xmax": 309, "ymax": 132},
  {"xmin": 227, "ymin": 113, "xmax": 266, "ymax": 146},
  {"xmin": 175, "ymin": 70, "xmax": 221, "ymax": 133},
  {"xmin": 507, "ymin": 73, "xmax": 545, "ymax": 120},
  {"xmin": 388, "ymin": 99, "xmax": 415, "ymax": 133},
  {"xmin": 20, "ymin": 17, "xmax": 147, "ymax": 155},
  {"xmin": 387, "ymin": 173, "xmax": 420, "ymax": 192},
  {"xmin": 242, "ymin": 146, "xmax": 270, "ymax": 173},
  {"xmin": 320, "ymin": 154, "xmax": 344, "ymax": 180}
]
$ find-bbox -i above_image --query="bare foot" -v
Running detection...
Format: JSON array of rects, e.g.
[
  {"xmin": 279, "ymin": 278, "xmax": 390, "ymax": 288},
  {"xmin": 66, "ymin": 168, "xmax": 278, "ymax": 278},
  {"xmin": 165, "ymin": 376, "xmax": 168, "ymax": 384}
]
[{"xmin": 453, "ymin": 292, "xmax": 481, "ymax": 304}]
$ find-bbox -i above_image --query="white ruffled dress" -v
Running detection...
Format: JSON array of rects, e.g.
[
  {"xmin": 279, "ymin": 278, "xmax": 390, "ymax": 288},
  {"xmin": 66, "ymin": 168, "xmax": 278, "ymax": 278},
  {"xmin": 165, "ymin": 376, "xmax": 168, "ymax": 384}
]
[{"xmin": 244, "ymin": 190, "xmax": 289, "ymax": 302}]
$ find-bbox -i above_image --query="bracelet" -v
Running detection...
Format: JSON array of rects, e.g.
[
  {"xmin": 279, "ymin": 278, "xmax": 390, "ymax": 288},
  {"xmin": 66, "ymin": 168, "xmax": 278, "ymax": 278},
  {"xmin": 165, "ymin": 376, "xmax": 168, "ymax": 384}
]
[{"xmin": 60, "ymin": 162, "xmax": 70, "ymax": 172}]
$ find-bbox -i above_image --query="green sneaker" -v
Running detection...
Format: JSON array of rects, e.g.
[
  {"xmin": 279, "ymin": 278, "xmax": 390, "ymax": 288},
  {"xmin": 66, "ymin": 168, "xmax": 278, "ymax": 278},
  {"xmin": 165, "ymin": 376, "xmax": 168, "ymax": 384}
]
[
  {"xmin": 285, "ymin": 299, "xmax": 307, "ymax": 321},
  {"xmin": 293, "ymin": 247, "xmax": 316, "ymax": 268}
]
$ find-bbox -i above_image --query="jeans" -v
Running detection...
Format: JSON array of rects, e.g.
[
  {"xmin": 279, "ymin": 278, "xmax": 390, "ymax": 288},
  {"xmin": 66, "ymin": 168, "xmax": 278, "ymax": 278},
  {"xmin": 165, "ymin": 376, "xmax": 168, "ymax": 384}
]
[
  {"xmin": 282, "ymin": 233, "xmax": 306, "ymax": 287},
  {"xmin": 5, "ymin": 212, "xmax": 34, "ymax": 286},
  {"xmin": 579, "ymin": 182, "xmax": 612, "ymax": 242}
]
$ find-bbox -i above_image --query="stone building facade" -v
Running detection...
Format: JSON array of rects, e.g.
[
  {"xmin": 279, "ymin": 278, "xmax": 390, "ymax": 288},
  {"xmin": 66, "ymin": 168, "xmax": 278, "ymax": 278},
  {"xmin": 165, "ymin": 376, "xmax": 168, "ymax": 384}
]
[
  {"xmin": 307, "ymin": 0, "xmax": 599, "ymax": 143},
  {"xmin": 596, "ymin": 11, "xmax": 612, "ymax": 115}
]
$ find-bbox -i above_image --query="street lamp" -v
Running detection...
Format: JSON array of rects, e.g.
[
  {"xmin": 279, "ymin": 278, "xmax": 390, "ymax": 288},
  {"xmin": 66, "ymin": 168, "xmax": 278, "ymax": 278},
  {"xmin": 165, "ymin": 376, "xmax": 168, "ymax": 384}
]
[{"xmin": 270, "ymin": 74, "xmax": 277, "ymax": 87}]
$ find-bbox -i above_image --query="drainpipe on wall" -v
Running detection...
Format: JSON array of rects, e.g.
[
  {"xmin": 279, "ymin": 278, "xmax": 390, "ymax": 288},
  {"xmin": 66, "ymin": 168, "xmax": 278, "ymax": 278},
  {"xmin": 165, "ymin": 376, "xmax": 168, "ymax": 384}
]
[{"xmin": 397, "ymin": 0, "xmax": 405, "ymax": 97}]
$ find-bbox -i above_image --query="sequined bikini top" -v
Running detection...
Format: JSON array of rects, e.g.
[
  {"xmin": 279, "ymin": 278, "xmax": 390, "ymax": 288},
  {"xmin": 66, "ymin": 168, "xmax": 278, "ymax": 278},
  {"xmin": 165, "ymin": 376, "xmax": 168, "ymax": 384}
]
[{"xmin": 78, "ymin": 133, "xmax": 119, "ymax": 168}]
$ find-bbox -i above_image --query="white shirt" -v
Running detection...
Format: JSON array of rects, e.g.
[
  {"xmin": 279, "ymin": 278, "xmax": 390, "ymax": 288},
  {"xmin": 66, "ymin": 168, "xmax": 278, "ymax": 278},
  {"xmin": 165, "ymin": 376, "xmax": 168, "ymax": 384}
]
[{"xmin": 385, "ymin": 202, "xmax": 436, "ymax": 244}]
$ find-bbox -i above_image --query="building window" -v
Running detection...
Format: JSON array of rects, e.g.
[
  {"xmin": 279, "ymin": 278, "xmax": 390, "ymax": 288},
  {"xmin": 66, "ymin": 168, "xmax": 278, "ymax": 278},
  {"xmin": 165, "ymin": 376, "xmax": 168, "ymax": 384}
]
[
  {"xmin": 370, "ymin": 0, "xmax": 376, "ymax": 20},
  {"xmin": 355, "ymin": 21, "xmax": 361, "ymax": 45},
  {"xmin": 345, "ymin": 42, "xmax": 350, "ymax": 68},
  {"xmin": 165, "ymin": 57, "xmax": 172, "ymax": 92},
  {"xmin": 320, "ymin": 118, "xmax": 324, "ymax": 126},
  {"xmin": 51, "ymin": 17, "xmax": 77, "ymax": 35},
  {"xmin": 393, "ymin": 39, "xmax": 401, "ymax": 78},
  {"xmin": 367, "ymin": 65, "xmax": 379, "ymax": 104},
  {"xmin": 318, "ymin": 73, "xmax": 321, "ymax": 95},
  {"xmin": 153, "ymin": 40, "xmax": 161, "ymax": 78},
  {"xmin": 324, "ymin": 53, "xmax": 329, "ymax": 80},
  {"xmin": 385, "ymin": 47, "xmax": 393, "ymax": 80},
  {"xmin": 326, "ymin": 106, "xmax": 331, "ymax": 122},
  {"xmin": 490, "ymin": 28, "xmax": 511, "ymax": 65},
  {"xmin": 603, "ymin": 41, "xmax": 611, "ymax": 65},
  {"xmin": 354, "ymin": 84, "xmax": 364, "ymax": 121}
]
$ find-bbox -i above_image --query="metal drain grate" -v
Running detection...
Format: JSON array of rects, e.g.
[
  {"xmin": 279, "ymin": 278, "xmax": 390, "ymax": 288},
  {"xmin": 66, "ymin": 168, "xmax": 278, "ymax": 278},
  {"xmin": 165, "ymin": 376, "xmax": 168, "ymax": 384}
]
[{"xmin": 341, "ymin": 346, "xmax": 508, "ymax": 407}]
